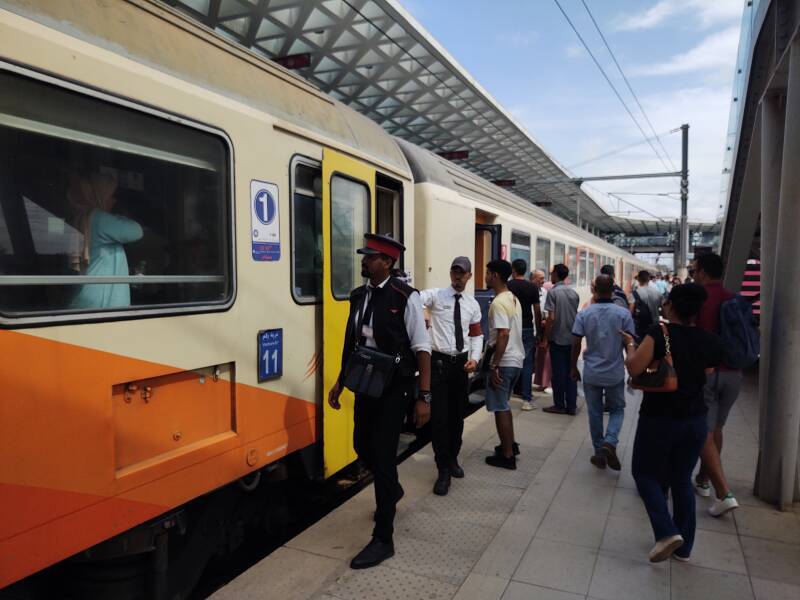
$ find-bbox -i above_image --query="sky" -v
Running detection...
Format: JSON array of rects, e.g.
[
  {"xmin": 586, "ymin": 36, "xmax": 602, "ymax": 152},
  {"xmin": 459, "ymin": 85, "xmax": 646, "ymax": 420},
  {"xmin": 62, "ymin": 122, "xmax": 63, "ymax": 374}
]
[{"xmin": 398, "ymin": 0, "xmax": 744, "ymax": 225}]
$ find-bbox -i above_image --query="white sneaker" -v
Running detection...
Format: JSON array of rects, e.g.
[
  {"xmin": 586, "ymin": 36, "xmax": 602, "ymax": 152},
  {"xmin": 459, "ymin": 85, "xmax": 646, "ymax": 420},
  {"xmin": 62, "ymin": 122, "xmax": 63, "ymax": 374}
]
[
  {"xmin": 521, "ymin": 401, "xmax": 536, "ymax": 411},
  {"xmin": 708, "ymin": 493, "xmax": 739, "ymax": 517},
  {"xmin": 693, "ymin": 479, "xmax": 712, "ymax": 498},
  {"xmin": 544, "ymin": 387, "xmax": 553, "ymax": 395},
  {"xmin": 648, "ymin": 534, "xmax": 684, "ymax": 563}
]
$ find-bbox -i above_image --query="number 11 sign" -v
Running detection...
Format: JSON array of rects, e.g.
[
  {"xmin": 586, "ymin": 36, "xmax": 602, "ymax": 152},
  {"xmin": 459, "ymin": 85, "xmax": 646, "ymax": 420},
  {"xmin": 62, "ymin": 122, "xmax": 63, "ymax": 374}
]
[{"xmin": 257, "ymin": 329, "xmax": 283, "ymax": 382}]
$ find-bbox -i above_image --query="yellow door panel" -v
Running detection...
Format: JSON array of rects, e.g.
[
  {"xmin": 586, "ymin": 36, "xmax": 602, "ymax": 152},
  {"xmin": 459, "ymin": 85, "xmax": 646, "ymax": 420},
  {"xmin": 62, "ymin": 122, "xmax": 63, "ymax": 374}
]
[{"xmin": 322, "ymin": 148, "xmax": 375, "ymax": 478}]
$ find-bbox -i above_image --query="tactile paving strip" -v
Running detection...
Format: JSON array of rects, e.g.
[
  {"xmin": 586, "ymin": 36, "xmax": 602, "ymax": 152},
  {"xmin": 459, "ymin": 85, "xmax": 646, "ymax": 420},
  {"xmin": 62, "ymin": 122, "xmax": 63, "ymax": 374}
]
[
  {"xmin": 387, "ymin": 534, "xmax": 477, "ymax": 585},
  {"xmin": 326, "ymin": 564, "xmax": 458, "ymax": 600},
  {"xmin": 415, "ymin": 479, "xmax": 523, "ymax": 529},
  {"xmin": 394, "ymin": 509, "xmax": 498, "ymax": 556},
  {"xmin": 460, "ymin": 452, "xmax": 543, "ymax": 488}
]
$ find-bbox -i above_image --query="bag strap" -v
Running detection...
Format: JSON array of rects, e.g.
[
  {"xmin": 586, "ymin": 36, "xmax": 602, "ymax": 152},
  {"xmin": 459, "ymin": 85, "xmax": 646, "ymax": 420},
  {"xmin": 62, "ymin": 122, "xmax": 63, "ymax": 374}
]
[{"xmin": 659, "ymin": 322, "xmax": 674, "ymax": 365}]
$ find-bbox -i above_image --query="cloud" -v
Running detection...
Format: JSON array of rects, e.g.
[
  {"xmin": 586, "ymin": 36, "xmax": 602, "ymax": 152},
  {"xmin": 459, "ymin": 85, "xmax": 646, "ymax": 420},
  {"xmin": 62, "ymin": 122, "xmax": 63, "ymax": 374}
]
[
  {"xmin": 565, "ymin": 43, "xmax": 585, "ymax": 58},
  {"xmin": 631, "ymin": 26, "xmax": 740, "ymax": 76},
  {"xmin": 617, "ymin": 0, "xmax": 742, "ymax": 31}
]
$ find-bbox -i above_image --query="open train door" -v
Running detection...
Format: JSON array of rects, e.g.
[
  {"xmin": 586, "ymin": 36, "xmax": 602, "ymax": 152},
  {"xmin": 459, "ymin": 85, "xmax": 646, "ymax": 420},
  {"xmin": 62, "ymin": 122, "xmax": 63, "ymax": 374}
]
[{"xmin": 321, "ymin": 149, "xmax": 376, "ymax": 478}]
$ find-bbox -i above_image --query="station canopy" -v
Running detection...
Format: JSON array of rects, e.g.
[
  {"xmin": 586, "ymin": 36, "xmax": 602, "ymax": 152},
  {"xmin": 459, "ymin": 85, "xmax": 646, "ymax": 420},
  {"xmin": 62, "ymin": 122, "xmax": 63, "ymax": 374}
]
[{"xmin": 164, "ymin": 0, "xmax": 714, "ymax": 236}]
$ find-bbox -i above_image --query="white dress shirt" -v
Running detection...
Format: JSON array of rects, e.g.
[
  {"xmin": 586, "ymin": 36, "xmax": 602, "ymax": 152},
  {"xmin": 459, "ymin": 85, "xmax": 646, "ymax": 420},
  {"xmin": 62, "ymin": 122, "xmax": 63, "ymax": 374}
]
[
  {"xmin": 355, "ymin": 276, "xmax": 431, "ymax": 354},
  {"xmin": 419, "ymin": 286, "xmax": 483, "ymax": 362}
]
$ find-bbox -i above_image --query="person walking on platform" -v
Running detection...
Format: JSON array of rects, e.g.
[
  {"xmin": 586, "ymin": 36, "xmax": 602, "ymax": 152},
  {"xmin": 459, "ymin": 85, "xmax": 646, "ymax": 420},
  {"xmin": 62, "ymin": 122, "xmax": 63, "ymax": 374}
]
[
  {"xmin": 631, "ymin": 270, "xmax": 663, "ymax": 340},
  {"xmin": 622, "ymin": 283, "xmax": 725, "ymax": 563},
  {"xmin": 421, "ymin": 257, "xmax": 483, "ymax": 496},
  {"xmin": 328, "ymin": 233, "xmax": 432, "ymax": 570},
  {"xmin": 692, "ymin": 253, "xmax": 743, "ymax": 516},
  {"xmin": 541, "ymin": 264, "xmax": 579, "ymax": 415},
  {"xmin": 570, "ymin": 275, "xmax": 635, "ymax": 470},
  {"xmin": 484, "ymin": 259, "xmax": 524, "ymax": 470},
  {"xmin": 508, "ymin": 259, "xmax": 542, "ymax": 411},
  {"xmin": 531, "ymin": 269, "xmax": 552, "ymax": 393},
  {"xmin": 600, "ymin": 264, "xmax": 630, "ymax": 310}
]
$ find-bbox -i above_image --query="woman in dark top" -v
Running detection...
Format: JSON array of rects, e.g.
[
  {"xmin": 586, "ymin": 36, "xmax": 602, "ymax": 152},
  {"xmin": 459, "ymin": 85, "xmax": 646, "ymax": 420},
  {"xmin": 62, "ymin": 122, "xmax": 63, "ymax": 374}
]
[{"xmin": 621, "ymin": 283, "xmax": 724, "ymax": 563}]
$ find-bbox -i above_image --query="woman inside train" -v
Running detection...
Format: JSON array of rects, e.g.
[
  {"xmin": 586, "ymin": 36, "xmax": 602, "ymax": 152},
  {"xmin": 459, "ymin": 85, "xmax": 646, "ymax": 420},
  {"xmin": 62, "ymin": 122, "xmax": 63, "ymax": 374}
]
[{"xmin": 68, "ymin": 168, "xmax": 143, "ymax": 309}]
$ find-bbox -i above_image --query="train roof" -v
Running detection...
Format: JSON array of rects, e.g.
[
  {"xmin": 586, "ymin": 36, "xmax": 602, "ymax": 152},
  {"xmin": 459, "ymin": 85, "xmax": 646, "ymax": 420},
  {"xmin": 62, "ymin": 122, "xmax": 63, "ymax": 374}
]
[
  {"xmin": 0, "ymin": 0, "xmax": 410, "ymax": 177},
  {"xmin": 396, "ymin": 138, "xmax": 645, "ymax": 261}
]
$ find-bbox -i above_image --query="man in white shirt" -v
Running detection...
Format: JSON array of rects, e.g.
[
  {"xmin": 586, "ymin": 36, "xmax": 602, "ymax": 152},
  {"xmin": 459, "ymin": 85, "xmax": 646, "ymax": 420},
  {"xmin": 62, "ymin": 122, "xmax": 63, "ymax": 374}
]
[
  {"xmin": 484, "ymin": 259, "xmax": 525, "ymax": 470},
  {"xmin": 421, "ymin": 256, "xmax": 483, "ymax": 496}
]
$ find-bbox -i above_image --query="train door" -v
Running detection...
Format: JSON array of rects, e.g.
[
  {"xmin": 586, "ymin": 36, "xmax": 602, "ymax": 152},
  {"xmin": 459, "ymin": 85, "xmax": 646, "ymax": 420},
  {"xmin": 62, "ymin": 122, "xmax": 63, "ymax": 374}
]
[
  {"xmin": 321, "ymin": 149, "xmax": 375, "ymax": 478},
  {"xmin": 474, "ymin": 223, "xmax": 502, "ymax": 289}
]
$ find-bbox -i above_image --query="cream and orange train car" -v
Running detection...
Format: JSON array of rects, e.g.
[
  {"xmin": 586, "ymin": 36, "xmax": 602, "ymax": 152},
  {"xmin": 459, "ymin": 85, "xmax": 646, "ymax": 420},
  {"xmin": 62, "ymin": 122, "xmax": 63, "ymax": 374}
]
[
  {"xmin": 0, "ymin": 0, "xmax": 413, "ymax": 594},
  {"xmin": 397, "ymin": 140, "xmax": 650, "ymax": 301}
]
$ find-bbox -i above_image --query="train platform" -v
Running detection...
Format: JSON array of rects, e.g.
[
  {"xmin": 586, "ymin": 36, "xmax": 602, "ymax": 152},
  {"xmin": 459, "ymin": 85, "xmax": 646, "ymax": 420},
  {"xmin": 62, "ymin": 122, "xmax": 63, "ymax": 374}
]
[{"xmin": 210, "ymin": 378, "xmax": 800, "ymax": 600}]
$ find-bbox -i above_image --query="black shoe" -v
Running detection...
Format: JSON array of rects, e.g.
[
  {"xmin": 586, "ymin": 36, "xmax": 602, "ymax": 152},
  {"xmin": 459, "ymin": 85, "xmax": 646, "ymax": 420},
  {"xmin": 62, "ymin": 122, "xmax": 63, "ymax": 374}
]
[
  {"xmin": 449, "ymin": 460, "xmax": 465, "ymax": 478},
  {"xmin": 494, "ymin": 442, "xmax": 521, "ymax": 456},
  {"xmin": 602, "ymin": 443, "xmax": 621, "ymax": 471},
  {"xmin": 485, "ymin": 454, "xmax": 516, "ymax": 470},
  {"xmin": 590, "ymin": 454, "xmax": 607, "ymax": 469},
  {"xmin": 542, "ymin": 405, "xmax": 567, "ymax": 414},
  {"xmin": 350, "ymin": 537, "xmax": 395, "ymax": 569},
  {"xmin": 433, "ymin": 470, "xmax": 451, "ymax": 496}
]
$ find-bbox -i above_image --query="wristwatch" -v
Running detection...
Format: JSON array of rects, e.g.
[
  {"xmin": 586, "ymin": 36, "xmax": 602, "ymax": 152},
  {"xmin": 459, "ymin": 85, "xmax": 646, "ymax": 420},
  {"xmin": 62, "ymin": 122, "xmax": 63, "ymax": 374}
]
[{"xmin": 418, "ymin": 391, "xmax": 432, "ymax": 403}]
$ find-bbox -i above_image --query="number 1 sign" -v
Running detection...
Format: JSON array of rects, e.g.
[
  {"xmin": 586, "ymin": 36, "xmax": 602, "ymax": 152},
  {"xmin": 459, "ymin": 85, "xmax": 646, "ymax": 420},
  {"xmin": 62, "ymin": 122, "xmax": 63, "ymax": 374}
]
[{"xmin": 257, "ymin": 329, "xmax": 283, "ymax": 382}]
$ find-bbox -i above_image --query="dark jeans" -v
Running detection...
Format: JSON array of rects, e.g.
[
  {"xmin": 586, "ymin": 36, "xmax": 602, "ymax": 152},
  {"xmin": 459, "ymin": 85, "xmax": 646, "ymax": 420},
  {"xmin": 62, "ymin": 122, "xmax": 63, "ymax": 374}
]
[
  {"xmin": 632, "ymin": 413, "xmax": 707, "ymax": 557},
  {"xmin": 354, "ymin": 378, "xmax": 412, "ymax": 542},
  {"xmin": 549, "ymin": 342, "xmax": 577, "ymax": 412},
  {"xmin": 431, "ymin": 352, "xmax": 468, "ymax": 471}
]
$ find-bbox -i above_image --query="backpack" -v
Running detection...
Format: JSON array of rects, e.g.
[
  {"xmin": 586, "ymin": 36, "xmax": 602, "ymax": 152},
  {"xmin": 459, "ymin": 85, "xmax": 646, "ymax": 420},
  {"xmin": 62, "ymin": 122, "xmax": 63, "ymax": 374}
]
[
  {"xmin": 719, "ymin": 294, "xmax": 760, "ymax": 368},
  {"xmin": 632, "ymin": 290, "xmax": 653, "ymax": 339}
]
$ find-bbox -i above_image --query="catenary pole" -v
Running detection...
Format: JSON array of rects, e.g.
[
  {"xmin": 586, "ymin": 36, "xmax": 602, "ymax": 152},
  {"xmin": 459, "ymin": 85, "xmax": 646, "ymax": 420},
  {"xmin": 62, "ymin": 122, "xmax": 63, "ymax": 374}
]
[{"xmin": 678, "ymin": 124, "xmax": 689, "ymax": 277}]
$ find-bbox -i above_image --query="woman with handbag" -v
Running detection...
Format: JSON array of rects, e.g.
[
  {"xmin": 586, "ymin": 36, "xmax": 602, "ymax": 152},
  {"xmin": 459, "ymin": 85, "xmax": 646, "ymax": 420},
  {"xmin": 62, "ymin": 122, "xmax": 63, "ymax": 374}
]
[{"xmin": 621, "ymin": 283, "xmax": 725, "ymax": 563}]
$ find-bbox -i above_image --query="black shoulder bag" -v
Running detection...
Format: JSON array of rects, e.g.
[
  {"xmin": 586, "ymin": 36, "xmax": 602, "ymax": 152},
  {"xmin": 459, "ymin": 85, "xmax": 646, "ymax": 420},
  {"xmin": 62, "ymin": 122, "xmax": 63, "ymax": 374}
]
[{"xmin": 342, "ymin": 294, "xmax": 402, "ymax": 398}]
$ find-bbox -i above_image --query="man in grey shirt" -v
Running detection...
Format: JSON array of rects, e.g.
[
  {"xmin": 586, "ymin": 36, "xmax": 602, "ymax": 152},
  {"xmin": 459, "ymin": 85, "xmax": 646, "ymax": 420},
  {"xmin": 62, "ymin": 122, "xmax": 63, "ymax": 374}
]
[
  {"xmin": 631, "ymin": 270, "xmax": 662, "ymax": 339},
  {"xmin": 541, "ymin": 264, "xmax": 580, "ymax": 415}
]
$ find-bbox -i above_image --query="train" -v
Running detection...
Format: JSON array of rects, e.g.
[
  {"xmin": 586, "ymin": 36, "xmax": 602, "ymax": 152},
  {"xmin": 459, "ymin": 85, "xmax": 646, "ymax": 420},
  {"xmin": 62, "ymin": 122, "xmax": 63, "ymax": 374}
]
[{"xmin": 0, "ymin": 0, "xmax": 651, "ymax": 597}]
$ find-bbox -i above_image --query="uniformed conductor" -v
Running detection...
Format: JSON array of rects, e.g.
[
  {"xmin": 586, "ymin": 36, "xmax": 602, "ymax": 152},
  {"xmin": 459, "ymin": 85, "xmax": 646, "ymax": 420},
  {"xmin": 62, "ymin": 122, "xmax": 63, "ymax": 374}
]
[
  {"xmin": 328, "ymin": 233, "xmax": 432, "ymax": 569},
  {"xmin": 420, "ymin": 257, "xmax": 483, "ymax": 496}
]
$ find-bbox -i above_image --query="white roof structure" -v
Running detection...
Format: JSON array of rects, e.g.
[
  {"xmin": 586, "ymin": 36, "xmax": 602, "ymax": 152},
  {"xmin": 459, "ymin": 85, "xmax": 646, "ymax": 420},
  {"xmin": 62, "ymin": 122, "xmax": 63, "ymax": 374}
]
[{"xmin": 164, "ymin": 0, "xmax": 715, "ymax": 237}]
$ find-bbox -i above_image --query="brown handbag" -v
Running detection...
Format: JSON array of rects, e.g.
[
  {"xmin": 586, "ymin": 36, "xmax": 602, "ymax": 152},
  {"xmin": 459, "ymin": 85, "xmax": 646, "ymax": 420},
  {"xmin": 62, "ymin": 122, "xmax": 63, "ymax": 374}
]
[{"xmin": 629, "ymin": 323, "xmax": 678, "ymax": 393}]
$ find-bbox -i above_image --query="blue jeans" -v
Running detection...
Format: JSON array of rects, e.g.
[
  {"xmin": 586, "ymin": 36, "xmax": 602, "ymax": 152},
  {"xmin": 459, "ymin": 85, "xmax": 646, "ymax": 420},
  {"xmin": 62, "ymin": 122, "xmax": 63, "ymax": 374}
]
[
  {"xmin": 520, "ymin": 328, "xmax": 536, "ymax": 401},
  {"xmin": 632, "ymin": 414, "xmax": 707, "ymax": 556},
  {"xmin": 583, "ymin": 381, "xmax": 625, "ymax": 453},
  {"xmin": 549, "ymin": 342, "xmax": 577, "ymax": 412},
  {"xmin": 485, "ymin": 367, "xmax": 521, "ymax": 412}
]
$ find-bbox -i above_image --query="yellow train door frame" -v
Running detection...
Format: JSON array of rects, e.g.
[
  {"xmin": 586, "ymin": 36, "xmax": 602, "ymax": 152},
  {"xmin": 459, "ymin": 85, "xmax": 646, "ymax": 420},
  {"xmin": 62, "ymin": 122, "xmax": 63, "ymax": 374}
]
[{"xmin": 322, "ymin": 149, "xmax": 376, "ymax": 478}]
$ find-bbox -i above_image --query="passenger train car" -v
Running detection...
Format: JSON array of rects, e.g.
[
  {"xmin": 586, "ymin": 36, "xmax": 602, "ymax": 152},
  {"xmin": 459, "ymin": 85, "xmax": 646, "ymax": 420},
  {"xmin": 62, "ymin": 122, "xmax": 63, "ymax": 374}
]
[{"xmin": 0, "ymin": 1, "xmax": 650, "ymax": 596}]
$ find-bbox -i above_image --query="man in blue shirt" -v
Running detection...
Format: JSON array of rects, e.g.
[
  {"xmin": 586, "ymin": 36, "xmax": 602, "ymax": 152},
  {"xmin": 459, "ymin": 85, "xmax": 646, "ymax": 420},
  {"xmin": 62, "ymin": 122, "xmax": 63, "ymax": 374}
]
[{"xmin": 570, "ymin": 275, "xmax": 635, "ymax": 470}]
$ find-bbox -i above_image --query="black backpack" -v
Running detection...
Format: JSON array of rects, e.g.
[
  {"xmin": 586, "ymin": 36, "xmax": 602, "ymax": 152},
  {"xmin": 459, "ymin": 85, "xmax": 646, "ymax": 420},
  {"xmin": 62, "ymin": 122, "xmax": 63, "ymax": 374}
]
[{"xmin": 632, "ymin": 290, "xmax": 653, "ymax": 339}]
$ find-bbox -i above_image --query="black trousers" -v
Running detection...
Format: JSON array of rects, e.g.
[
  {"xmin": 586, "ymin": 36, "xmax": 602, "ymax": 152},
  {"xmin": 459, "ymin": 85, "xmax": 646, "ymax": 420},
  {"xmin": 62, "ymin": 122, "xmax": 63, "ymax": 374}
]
[
  {"xmin": 354, "ymin": 377, "xmax": 412, "ymax": 542},
  {"xmin": 431, "ymin": 351, "xmax": 468, "ymax": 471}
]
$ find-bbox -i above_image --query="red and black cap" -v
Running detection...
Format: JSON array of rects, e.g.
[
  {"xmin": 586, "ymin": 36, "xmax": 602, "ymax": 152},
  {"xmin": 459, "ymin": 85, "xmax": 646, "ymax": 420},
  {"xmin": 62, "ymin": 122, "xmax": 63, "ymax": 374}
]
[{"xmin": 356, "ymin": 233, "xmax": 405, "ymax": 261}]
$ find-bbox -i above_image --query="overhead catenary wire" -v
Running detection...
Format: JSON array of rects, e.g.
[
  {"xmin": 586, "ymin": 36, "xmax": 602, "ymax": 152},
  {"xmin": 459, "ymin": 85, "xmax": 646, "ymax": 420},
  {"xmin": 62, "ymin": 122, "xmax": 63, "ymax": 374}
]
[
  {"xmin": 552, "ymin": 0, "xmax": 672, "ymax": 172},
  {"xmin": 567, "ymin": 127, "xmax": 679, "ymax": 170},
  {"xmin": 579, "ymin": 0, "xmax": 677, "ymax": 171}
]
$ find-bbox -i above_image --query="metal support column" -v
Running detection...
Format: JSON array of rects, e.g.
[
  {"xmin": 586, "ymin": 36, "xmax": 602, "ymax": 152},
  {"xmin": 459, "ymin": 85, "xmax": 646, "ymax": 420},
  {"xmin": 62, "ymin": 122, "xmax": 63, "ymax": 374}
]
[
  {"xmin": 755, "ymin": 92, "xmax": 785, "ymax": 502},
  {"xmin": 760, "ymin": 40, "xmax": 800, "ymax": 508},
  {"xmin": 678, "ymin": 124, "xmax": 689, "ymax": 278}
]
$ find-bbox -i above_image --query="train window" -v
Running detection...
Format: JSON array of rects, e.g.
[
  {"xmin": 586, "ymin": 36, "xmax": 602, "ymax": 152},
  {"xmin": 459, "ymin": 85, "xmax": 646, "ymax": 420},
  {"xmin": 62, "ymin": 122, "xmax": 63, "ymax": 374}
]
[
  {"xmin": 578, "ymin": 249, "xmax": 587, "ymax": 286},
  {"xmin": 554, "ymin": 242, "xmax": 566, "ymax": 265},
  {"xmin": 588, "ymin": 252, "xmax": 596, "ymax": 282},
  {"xmin": 0, "ymin": 71, "xmax": 231, "ymax": 321},
  {"xmin": 535, "ymin": 237, "xmax": 550, "ymax": 273},
  {"xmin": 568, "ymin": 246, "xmax": 578, "ymax": 284},
  {"xmin": 330, "ymin": 176, "xmax": 369, "ymax": 300},
  {"xmin": 291, "ymin": 160, "xmax": 322, "ymax": 303},
  {"xmin": 511, "ymin": 230, "xmax": 531, "ymax": 275}
]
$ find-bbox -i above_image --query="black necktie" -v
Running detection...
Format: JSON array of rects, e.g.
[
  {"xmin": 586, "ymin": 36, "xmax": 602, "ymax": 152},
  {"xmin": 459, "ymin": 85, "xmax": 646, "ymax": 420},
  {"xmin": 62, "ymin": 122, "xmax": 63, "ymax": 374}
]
[{"xmin": 454, "ymin": 293, "xmax": 464, "ymax": 352}]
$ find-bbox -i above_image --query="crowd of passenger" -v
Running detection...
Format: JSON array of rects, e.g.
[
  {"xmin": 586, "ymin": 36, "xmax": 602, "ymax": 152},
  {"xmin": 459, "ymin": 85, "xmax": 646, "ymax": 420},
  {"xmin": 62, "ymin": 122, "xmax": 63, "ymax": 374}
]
[{"xmin": 329, "ymin": 234, "xmax": 756, "ymax": 569}]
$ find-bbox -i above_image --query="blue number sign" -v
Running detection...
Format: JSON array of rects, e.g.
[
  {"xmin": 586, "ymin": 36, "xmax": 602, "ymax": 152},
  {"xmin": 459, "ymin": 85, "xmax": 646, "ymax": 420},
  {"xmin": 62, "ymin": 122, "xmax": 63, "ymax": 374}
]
[{"xmin": 257, "ymin": 329, "xmax": 283, "ymax": 382}]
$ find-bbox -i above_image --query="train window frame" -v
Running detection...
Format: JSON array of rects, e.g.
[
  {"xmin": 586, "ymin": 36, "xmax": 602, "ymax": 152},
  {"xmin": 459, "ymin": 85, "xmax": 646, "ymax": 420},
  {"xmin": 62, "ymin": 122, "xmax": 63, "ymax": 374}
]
[
  {"xmin": 0, "ymin": 63, "xmax": 236, "ymax": 328},
  {"xmin": 289, "ymin": 154, "xmax": 322, "ymax": 306},
  {"xmin": 534, "ymin": 236, "xmax": 551, "ymax": 275},
  {"xmin": 554, "ymin": 242, "xmax": 566, "ymax": 266},
  {"xmin": 329, "ymin": 173, "xmax": 370, "ymax": 301},
  {"xmin": 510, "ymin": 230, "xmax": 531, "ymax": 275}
]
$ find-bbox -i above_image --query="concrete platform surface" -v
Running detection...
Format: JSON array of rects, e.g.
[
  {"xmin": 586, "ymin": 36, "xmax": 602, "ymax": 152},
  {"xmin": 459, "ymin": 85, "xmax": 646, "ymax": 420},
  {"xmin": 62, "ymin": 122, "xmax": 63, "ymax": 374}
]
[{"xmin": 210, "ymin": 378, "xmax": 800, "ymax": 600}]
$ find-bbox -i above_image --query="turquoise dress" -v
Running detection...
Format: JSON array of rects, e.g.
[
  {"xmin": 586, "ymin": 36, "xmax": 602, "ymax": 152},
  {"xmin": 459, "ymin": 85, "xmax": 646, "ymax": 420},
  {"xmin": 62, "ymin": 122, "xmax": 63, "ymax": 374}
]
[{"xmin": 71, "ymin": 210, "xmax": 143, "ymax": 309}]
